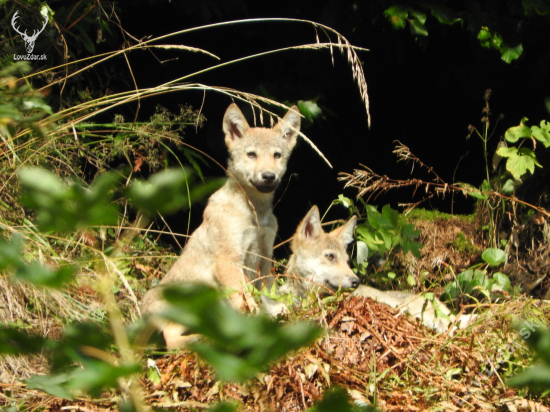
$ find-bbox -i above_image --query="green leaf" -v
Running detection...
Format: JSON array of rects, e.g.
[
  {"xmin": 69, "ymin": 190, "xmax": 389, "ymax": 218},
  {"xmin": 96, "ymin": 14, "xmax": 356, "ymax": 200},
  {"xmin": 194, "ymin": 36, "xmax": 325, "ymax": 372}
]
[
  {"xmin": 531, "ymin": 122, "xmax": 550, "ymax": 148},
  {"xmin": 381, "ymin": 204, "xmax": 399, "ymax": 229},
  {"xmin": 507, "ymin": 364, "xmax": 550, "ymax": 391},
  {"xmin": 505, "ymin": 125, "xmax": 530, "ymax": 143},
  {"xmin": 384, "ymin": 6, "xmax": 408, "ymax": 29},
  {"xmin": 18, "ymin": 168, "xmax": 120, "ymax": 232},
  {"xmin": 409, "ymin": 12, "xmax": 428, "ymax": 37},
  {"xmin": 502, "ymin": 179, "xmax": 516, "ymax": 194},
  {"xmin": 407, "ymin": 273, "xmax": 416, "ymax": 287},
  {"xmin": 0, "ymin": 326, "xmax": 49, "ymax": 355},
  {"xmin": 506, "ymin": 154, "xmax": 535, "ymax": 179},
  {"xmin": 481, "ymin": 248, "xmax": 506, "ymax": 266},
  {"xmin": 15, "ymin": 263, "xmax": 74, "ymax": 288},
  {"xmin": 500, "ymin": 43, "xmax": 523, "ymax": 63},
  {"xmin": 478, "ymin": 27, "xmax": 502, "ymax": 49},
  {"xmin": 161, "ymin": 285, "xmax": 322, "ymax": 382},
  {"xmin": 496, "ymin": 146, "xmax": 519, "ymax": 158},
  {"xmin": 491, "ymin": 272, "xmax": 511, "ymax": 292},
  {"xmin": 297, "ymin": 100, "xmax": 322, "ymax": 121},
  {"xmin": 25, "ymin": 374, "xmax": 74, "ymax": 400},
  {"xmin": 335, "ymin": 194, "xmax": 354, "ymax": 210},
  {"xmin": 208, "ymin": 402, "xmax": 239, "ymax": 412},
  {"xmin": 311, "ymin": 386, "xmax": 376, "ymax": 412},
  {"xmin": 519, "ymin": 147, "xmax": 542, "ymax": 167},
  {"xmin": 430, "ymin": 6, "xmax": 461, "ymax": 25}
]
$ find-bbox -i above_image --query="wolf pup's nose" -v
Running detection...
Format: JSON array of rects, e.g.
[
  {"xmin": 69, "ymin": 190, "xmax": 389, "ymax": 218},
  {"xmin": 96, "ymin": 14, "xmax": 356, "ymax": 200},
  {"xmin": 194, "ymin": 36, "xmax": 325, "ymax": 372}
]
[
  {"xmin": 351, "ymin": 278, "xmax": 360, "ymax": 289},
  {"xmin": 262, "ymin": 172, "xmax": 276, "ymax": 184}
]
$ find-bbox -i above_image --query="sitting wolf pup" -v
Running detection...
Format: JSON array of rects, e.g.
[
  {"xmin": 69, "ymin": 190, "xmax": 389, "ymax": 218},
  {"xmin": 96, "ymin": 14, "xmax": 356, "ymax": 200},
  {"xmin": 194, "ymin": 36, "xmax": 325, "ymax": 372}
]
[
  {"xmin": 280, "ymin": 206, "xmax": 475, "ymax": 333},
  {"xmin": 141, "ymin": 103, "xmax": 301, "ymax": 348}
]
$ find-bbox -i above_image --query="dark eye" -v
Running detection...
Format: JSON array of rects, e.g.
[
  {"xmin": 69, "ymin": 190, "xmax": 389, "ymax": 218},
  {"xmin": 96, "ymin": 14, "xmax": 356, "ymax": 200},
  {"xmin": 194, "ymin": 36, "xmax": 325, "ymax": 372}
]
[
  {"xmin": 274, "ymin": 152, "xmax": 281, "ymax": 159},
  {"xmin": 325, "ymin": 253, "xmax": 335, "ymax": 261},
  {"xmin": 247, "ymin": 151, "xmax": 257, "ymax": 159}
]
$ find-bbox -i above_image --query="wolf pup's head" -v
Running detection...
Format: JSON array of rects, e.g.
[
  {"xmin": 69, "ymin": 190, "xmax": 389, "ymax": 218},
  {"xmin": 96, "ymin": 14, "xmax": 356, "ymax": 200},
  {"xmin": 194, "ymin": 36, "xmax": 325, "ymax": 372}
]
[
  {"xmin": 289, "ymin": 206, "xmax": 360, "ymax": 295},
  {"xmin": 223, "ymin": 104, "xmax": 300, "ymax": 194}
]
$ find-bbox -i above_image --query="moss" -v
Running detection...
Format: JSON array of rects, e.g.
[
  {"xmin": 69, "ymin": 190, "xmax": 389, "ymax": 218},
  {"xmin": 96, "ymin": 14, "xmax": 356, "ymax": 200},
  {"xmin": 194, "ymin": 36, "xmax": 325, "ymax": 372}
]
[
  {"xmin": 404, "ymin": 208, "xmax": 476, "ymax": 224},
  {"xmin": 449, "ymin": 231, "xmax": 479, "ymax": 254}
]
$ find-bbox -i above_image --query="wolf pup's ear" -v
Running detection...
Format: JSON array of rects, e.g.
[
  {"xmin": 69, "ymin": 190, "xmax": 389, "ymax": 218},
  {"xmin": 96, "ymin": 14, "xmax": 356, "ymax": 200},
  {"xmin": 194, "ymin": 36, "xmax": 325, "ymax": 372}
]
[
  {"xmin": 332, "ymin": 216, "xmax": 357, "ymax": 247},
  {"xmin": 298, "ymin": 205, "xmax": 322, "ymax": 241},
  {"xmin": 273, "ymin": 106, "xmax": 301, "ymax": 150},
  {"xmin": 223, "ymin": 104, "xmax": 250, "ymax": 148}
]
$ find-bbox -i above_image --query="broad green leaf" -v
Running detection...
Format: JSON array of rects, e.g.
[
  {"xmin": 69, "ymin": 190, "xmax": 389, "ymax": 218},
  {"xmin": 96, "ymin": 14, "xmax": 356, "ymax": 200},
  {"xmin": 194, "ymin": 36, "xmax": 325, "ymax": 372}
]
[
  {"xmin": 16, "ymin": 263, "xmax": 74, "ymax": 288},
  {"xmin": 496, "ymin": 146, "xmax": 519, "ymax": 157},
  {"xmin": 18, "ymin": 168, "xmax": 120, "ymax": 232},
  {"xmin": 409, "ymin": 13, "xmax": 428, "ymax": 36},
  {"xmin": 384, "ymin": 6, "xmax": 408, "ymax": 29},
  {"xmin": 531, "ymin": 123, "xmax": 550, "ymax": 148},
  {"xmin": 519, "ymin": 147, "xmax": 542, "ymax": 167},
  {"xmin": 506, "ymin": 154, "xmax": 535, "ymax": 179},
  {"xmin": 502, "ymin": 179, "xmax": 516, "ymax": 194},
  {"xmin": 381, "ymin": 204, "xmax": 399, "ymax": 228},
  {"xmin": 0, "ymin": 326, "xmax": 49, "ymax": 355},
  {"xmin": 507, "ymin": 364, "xmax": 550, "ymax": 392},
  {"xmin": 478, "ymin": 27, "xmax": 502, "ymax": 49},
  {"xmin": 161, "ymin": 285, "xmax": 322, "ymax": 382},
  {"xmin": 335, "ymin": 194, "xmax": 354, "ymax": 209},
  {"xmin": 208, "ymin": 402, "xmax": 239, "ymax": 412},
  {"xmin": 407, "ymin": 273, "xmax": 416, "ymax": 286},
  {"xmin": 504, "ymin": 125, "xmax": 530, "ymax": 143},
  {"xmin": 430, "ymin": 6, "xmax": 461, "ymax": 25},
  {"xmin": 25, "ymin": 374, "xmax": 74, "ymax": 400},
  {"xmin": 482, "ymin": 248, "xmax": 506, "ymax": 266},
  {"xmin": 500, "ymin": 43, "xmax": 523, "ymax": 63},
  {"xmin": 311, "ymin": 386, "xmax": 376, "ymax": 412},
  {"xmin": 401, "ymin": 224, "xmax": 421, "ymax": 240},
  {"xmin": 378, "ymin": 227, "xmax": 392, "ymax": 251},
  {"xmin": 297, "ymin": 99, "xmax": 322, "ymax": 121},
  {"xmin": 491, "ymin": 272, "xmax": 511, "ymax": 292},
  {"xmin": 18, "ymin": 168, "xmax": 65, "ymax": 197}
]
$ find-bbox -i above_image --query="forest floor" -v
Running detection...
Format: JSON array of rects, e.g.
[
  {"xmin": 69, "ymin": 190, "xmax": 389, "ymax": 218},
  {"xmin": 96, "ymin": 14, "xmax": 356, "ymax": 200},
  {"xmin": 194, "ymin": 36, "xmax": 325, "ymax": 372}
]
[{"xmin": 1, "ymin": 211, "xmax": 549, "ymax": 411}]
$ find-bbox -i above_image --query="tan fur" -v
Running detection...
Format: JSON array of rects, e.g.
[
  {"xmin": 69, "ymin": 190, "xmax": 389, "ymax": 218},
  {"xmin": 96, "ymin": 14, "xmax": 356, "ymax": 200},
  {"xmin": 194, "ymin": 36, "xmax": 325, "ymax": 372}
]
[
  {"xmin": 279, "ymin": 206, "xmax": 360, "ymax": 304},
  {"xmin": 282, "ymin": 206, "xmax": 475, "ymax": 334},
  {"xmin": 141, "ymin": 103, "xmax": 300, "ymax": 348}
]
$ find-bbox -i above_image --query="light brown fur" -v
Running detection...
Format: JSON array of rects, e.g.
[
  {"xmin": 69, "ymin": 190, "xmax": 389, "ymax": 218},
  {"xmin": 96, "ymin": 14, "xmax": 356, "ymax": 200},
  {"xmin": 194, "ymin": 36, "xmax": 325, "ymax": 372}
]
[
  {"xmin": 282, "ymin": 206, "xmax": 475, "ymax": 334},
  {"xmin": 141, "ymin": 103, "xmax": 300, "ymax": 348},
  {"xmin": 279, "ymin": 206, "xmax": 360, "ymax": 303}
]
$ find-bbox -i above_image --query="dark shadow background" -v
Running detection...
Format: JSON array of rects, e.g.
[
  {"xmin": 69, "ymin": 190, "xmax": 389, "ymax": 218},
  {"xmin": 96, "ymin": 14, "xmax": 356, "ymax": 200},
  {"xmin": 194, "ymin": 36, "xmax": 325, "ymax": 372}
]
[{"xmin": 46, "ymin": 1, "xmax": 550, "ymax": 252}]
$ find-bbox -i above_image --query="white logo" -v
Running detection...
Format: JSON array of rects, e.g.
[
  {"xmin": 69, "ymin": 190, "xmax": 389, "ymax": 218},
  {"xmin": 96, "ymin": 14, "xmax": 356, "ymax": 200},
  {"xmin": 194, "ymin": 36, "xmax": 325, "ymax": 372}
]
[{"xmin": 11, "ymin": 10, "xmax": 48, "ymax": 54}]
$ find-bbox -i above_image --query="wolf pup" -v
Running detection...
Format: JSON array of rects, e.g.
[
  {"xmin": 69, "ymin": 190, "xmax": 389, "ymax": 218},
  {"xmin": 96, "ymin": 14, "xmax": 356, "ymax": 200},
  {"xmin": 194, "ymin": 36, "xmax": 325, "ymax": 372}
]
[
  {"xmin": 279, "ymin": 205, "xmax": 360, "ymax": 302},
  {"xmin": 353, "ymin": 286, "xmax": 476, "ymax": 334},
  {"xmin": 141, "ymin": 103, "xmax": 301, "ymax": 348},
  {"xmin": 281, "ymin": 206, "xmax": 475, "ymax": 334}
]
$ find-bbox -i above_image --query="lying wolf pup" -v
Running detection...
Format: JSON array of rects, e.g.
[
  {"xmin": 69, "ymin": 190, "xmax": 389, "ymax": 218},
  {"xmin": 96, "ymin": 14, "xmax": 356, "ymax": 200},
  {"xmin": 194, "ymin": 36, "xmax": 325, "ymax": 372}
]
[
  {"xmin": 353, "ymin": 286, "xmax": 476, "ymax": 333},
  {"xmin": 280, "ymin": 206, "xmax": 475, "ymax": 333},
  {"xmin": 141, "ymin": 103, "xmax": 301, "ymax": 348}
]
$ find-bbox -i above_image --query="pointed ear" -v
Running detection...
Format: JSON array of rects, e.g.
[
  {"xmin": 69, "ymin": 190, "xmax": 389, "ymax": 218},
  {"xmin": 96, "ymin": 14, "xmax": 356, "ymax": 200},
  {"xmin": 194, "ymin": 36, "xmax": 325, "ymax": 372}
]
[
  {"xmin": 223, "ymin": 104, "xmax": 250, "ymax": 149},
  {"xmin": 331, "ymin": 216, "xmax": 357, "ymax": 247},
  {"xmin": 297, "ymin": 205, "xmax": 322, "ymax": 242},
  {"xmin": 273, "ymin": 106, "xmax": 301, "ymax": 150}
]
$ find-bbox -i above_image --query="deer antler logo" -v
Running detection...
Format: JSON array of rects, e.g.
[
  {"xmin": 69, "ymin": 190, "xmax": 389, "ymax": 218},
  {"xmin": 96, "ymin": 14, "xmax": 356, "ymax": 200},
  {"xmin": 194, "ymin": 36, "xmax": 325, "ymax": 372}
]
[{"xmin": 11, "ymin": 10, "xmax": 48, "ymax": 54}]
